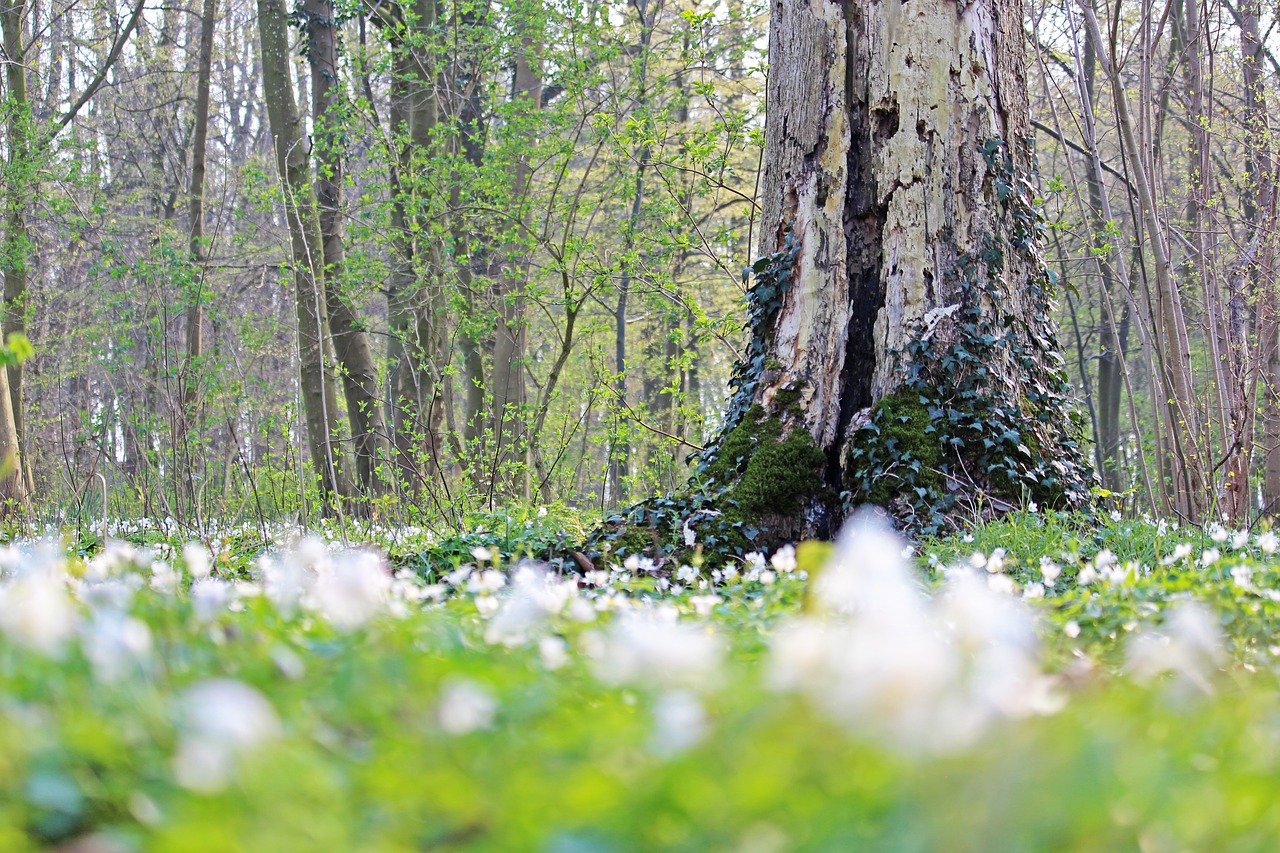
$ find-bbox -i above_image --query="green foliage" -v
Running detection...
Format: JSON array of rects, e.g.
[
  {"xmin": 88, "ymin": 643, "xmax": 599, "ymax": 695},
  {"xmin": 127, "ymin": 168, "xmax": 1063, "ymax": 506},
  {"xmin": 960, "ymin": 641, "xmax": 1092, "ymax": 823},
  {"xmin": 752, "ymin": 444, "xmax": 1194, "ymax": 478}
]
[
  {"xmin": 855, "ymin": 391, "xmax": 946, "ymax": 507},
  {"xmin": 0, "ymin": 332, "xmax": 33, "ymax": 367},
  {"xmin": 2, "ymin": 517, "xmax": 1280, "ymax": 849}
]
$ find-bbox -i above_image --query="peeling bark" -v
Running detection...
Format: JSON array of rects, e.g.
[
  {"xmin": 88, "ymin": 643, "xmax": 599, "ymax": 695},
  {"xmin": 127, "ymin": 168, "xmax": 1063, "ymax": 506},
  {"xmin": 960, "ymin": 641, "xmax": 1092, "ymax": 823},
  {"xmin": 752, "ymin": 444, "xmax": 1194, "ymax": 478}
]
[{"xmin": 751, "ymin": 0, "xmax": 1076, "ymax": 531}]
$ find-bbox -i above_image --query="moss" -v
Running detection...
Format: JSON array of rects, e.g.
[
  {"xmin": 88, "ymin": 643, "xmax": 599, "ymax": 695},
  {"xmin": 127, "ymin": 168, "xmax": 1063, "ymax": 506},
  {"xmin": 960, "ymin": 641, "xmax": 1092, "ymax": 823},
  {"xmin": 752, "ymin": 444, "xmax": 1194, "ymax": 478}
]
[
  {"xmin": 703, "ymin": 404, "xmax": 776, "ymax": 485},
  {"xmin": 853, "ymin": 391, "xmax": 946, "ymax": 506},
  {"xmin": 708, "ymin": 406, "xmax": 825, "ymax": 518}
]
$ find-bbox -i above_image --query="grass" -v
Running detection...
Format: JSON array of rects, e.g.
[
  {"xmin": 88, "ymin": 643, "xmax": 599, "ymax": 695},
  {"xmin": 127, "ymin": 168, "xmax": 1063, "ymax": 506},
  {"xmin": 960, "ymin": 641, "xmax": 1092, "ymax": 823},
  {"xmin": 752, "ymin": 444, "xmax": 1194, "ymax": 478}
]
[{"xmin": 0, "ymin": 509, "xmax": 1278, "ymax": 850}]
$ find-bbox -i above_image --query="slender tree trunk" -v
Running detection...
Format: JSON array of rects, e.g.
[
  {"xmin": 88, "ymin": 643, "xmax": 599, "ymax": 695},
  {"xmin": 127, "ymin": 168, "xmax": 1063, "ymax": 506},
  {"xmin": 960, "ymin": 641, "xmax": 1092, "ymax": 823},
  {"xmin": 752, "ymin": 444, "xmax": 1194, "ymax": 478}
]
[
  {"xmin": 446, "ymin": 1, "xmax": 489, "ymax": 457},
  {"xmin": 258, "ymin": 0, "xmax": 351, "ymax": 509},
  {"xmin": 181, "ymin": 0, "xmax": 217, "ymax": 502},
  {"xmin": 1079, "ymin": 1, "xmax": 1207, "ymax": 521},
  {"xmin": 607, "ymin": 0, "xmax": 654, "ymax": 504},
  {"xmin": 303, "ymin": 0, "xmax": 390, "ymax": 499},
  {"xmin": 1078, "ymin": 4, "xmax": 1126, "ymax": 493},
  {"xmin": 486, "ymin": 7, "xmax": 541, "ymax": 501},
  {"xmin": 396, "ymin": 0, "xmax": 446, "ymax": 489},
  {"xmin": 1240, "ymin": 0, "xmax": 1280, "ymax": 516},
  {"xmin": 1, "ymin": 0, "xmax": 31, "ymax": 500}
]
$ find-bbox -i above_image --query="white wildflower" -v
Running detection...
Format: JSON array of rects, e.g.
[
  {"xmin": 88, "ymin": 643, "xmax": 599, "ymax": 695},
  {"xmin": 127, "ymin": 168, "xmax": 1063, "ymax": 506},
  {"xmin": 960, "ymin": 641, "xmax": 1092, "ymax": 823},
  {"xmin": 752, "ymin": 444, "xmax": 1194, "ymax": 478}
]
[
  {"xmin": 771, "ymin": 545, "xmax": 797, "ymax": 574},
  {"xmin": 650, "ymin": 690, "xmax": 707, "ymax": 757},
  {"xmin": 437, "ymin": 679, "xmax": 497, "ymax": 735},
  {"xmin": 688, "ymin": 594, "xmax": 721, "ymax": 616},
  {"xmin": 149, "ymin": 561, "xmax": 180, "ymax": 595},
  {"xmin": 0, "ymin": 563, "xmax": 77, "ymax": 657},
  {"xmin": 1127, "ymin": 602, "xmax": 1224, "ymax": 695},
  {"xmin": 1200, "ymin": 548, "xmax": 1220, "ymax": 568},
  {"xmin": 1231, "ymin": 564, "xmax": 1253, "ymax": 590},
  {"xmin": 591, "ymin": 606, "xmax": 723, "ymax": 690},
  {"xmin": 1064, "ymin": 620, "xmax": 1081, "ymax": 639},
  {"xmin": 81, "ymin": 610, "xmax": 151, "ymax": 682},
  {"xmin": 1258, "ymin": 531, "xmax": 1279, "ymax": 555},
  {"xmin": 987, "ymin": 573, "xmax": 1016, "ymax": 595},
  {"xmin": 539, "ymin": 636, "xmax": 569, "ymax": 670},
  {"xmin": 190, "ymin": 578, "xmax": 232, "ymax": 623},
  {"xmin": 1162, "ymin": 542, "xmax": 1194, "ymax": 565},
  {"xmin": 309, "ymin": 550, "xmax": 390, "ymax": 631},
  {"xmin": 173, "ymin": 679, "xmax": 281, "ymax": 792},
  {"xmin": 467, "ymin": 569, "xmax": 507, "ymax": 595},
  {"xmin": 769, "ymin": 511, "xmax": 1052, "ymax": 753},
  {"xmin": 483, "ymin": 564, "xmax": 575, "ymax": 646},
  {"xmin": 182, "ymin": 542, "xmax": 212, "ymax": 581}
]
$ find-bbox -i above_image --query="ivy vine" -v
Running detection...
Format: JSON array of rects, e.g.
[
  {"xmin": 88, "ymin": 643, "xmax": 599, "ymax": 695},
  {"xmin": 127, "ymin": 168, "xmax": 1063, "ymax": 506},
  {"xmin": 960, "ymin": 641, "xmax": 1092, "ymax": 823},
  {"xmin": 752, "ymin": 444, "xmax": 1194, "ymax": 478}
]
[
  {"xmin": 845, "ymin": 137, "xmax": 1095, "ymax": 534},
  {"xmin": 589, "ymin": 230, "xmax": 802, "ymax": 566}
]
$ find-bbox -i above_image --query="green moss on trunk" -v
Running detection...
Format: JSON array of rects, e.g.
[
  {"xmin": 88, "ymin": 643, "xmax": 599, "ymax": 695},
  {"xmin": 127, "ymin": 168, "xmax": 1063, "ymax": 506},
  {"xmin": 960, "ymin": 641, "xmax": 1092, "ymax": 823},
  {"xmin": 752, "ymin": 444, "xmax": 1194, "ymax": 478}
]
[{"xmin": 707, "ymin": 405, "xmax": 826, "ymax": 517}]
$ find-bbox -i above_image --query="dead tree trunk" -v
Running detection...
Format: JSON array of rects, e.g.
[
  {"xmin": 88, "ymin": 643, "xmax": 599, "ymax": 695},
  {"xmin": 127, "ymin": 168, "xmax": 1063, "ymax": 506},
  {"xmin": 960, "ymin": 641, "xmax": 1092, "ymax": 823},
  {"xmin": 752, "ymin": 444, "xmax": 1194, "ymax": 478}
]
[{"xmin": 698, "ymin": 0, "xmax": 1092, "ymax": 540}]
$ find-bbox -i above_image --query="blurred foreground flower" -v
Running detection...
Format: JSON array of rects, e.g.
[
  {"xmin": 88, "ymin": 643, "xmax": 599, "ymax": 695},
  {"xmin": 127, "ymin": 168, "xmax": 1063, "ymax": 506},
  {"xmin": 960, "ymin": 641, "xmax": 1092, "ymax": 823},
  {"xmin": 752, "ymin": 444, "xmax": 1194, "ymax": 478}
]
[
  {"xmin": 1126, "ymin": 602, "xmax": 1224, "ymax": 695},
  {"xmin": 590, "ymin": 605, "xmax": 723, "ymax": 690},
  {"xmin": 173, "ymin": 679, "xmax": 281, "ymax": 792},
  {"xmin": 483, "ymin": 563, "xmax": 579, "ymax": 646},
  {"xmin": 0, "ymin": 556, "xmax": 77, "ymax": 657},
  {"xmin": 437, "ymin": 679, "xmax": 497, "ymax": 735},
  {"xmin": 769, "ymin": 510, "xmax": 1057, "ymax": 753}
]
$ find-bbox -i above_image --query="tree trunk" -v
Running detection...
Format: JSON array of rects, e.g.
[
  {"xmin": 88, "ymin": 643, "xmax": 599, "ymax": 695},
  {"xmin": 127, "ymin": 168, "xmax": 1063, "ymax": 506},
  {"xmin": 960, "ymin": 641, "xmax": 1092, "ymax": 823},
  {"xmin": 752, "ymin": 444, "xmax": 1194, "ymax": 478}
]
[
  {"xmin": 258, "ymin": 0, "xmax": 352, "ymax": 509},
  {"xmin": 303, "ymin": 0, "xmax": 390, "ymax": 499},
  {"xmin": 485, "ymin": 8, "xmax": 542, "ymax": 502},
  {"xmin": 181, "ymin": 0, "xmax": 217, "ymax": 503},
  {"xmin": 698, "ymin": 0, "xmax": 1092, "ymax": 539},
  {"xmin": 1241, "ymin": 0, "xmax": 1280, "ymax": 517},
  {"xmin": 1, "ymin": 0, "xmax": 31, "ymax": 501}
]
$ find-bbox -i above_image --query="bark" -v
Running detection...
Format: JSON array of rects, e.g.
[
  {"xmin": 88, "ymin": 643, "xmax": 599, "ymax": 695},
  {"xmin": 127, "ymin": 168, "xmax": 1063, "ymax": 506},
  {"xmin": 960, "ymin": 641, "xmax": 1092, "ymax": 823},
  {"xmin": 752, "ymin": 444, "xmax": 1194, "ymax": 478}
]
[
  {"xmin": 368, "ymin": 0, "xmax": 447, "ymax": 493},
  {"xmin": 1079, "ymin": 4, "xmax": 1127, "ymax": 493},
  {"xmin": 1, "ymin": 0, "xmax": 31, "ymax": 500},
  {"xmin": 1241, "ymin": 0, "xmax": 1280, "ymax": 516},
  {"xmin": 181, "ymin": 0, "xmax": 217, "ymax": 493},
  {"xmin": 606, "ymin": 0, "xmax": 654, "ymax": 503},
  {"xmin": 303, "ymin": 0, "xmax": 391, "ymax": 498},
  {"xmin": 485, "ymin": 7, "xmax": 542, "ymax": 501},
  {"xmin": 738, "ymin": 0, "xmax": 1088, "ymax": 535},
  {"xmin": 258, "ymin": 0, "xmax": 352, "ymax": 508},
  {"xmin": 448, "ymin": 5, "xmax": 489, "ymax": 454}
]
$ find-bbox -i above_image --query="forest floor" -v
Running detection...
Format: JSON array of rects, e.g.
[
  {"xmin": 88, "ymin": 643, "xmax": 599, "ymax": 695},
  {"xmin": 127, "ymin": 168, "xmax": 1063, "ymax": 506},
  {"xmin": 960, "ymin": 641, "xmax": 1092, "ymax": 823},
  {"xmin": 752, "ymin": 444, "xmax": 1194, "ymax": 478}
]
[{"xmin": 0, "ymin": 509, "xmax": 1277, "ymax": 850}]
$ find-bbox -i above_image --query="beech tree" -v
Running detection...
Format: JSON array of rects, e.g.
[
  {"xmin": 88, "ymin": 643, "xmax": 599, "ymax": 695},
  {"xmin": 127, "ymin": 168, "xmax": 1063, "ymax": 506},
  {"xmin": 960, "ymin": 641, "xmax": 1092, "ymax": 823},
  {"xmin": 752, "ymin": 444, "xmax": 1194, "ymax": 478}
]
[
  {"xmin": 661, "ymin": 0, "xmax": 1093, "ymax": 544},
  {"xmin": 258, "ymin": 0, "xmax": 353, "ymax": 508}
]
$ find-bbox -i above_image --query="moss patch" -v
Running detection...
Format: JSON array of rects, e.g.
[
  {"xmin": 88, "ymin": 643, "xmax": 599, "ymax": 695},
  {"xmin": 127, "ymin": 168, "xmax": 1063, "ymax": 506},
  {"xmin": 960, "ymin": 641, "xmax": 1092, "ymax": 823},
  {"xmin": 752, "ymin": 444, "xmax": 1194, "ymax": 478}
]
[
  {"xmin": 704, "ymin": 405, "xmax": 825, "ymax": 517},
  {"xmin": 854, "ymin": 392, "xmax": 946, "ymax": 506}
]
